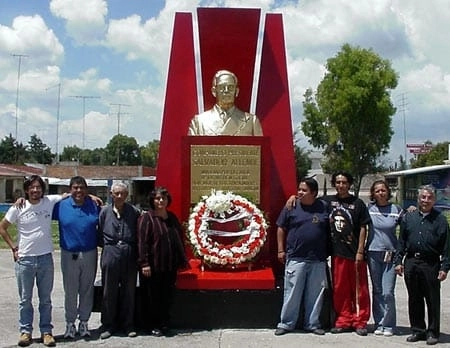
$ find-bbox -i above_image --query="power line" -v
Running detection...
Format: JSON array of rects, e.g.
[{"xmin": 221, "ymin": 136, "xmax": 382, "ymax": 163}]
[
  {"xmin": 70, "ymin": 95, "xmax": 100, "ymax": 149},
  {"xmin": 110, "ymin": 103, "xmax": 131, "ymax": 135},
  {"xmin": 11, "ymin": 53, "xmax": 28, "ymax": 161},
  {"xmin": 110, "ymin": 103, "xmax": 131, "ymax": 165},
  {"xmin": 397, "ymin": 92, "xmax": 409, "ymax": 165},
  {"xmin": 46, "ymin": 83, "xmax": 61, "ymax": 163}
]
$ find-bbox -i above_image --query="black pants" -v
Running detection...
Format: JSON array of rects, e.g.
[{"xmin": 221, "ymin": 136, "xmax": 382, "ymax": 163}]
[
  {"xmin": 404, "ymin": 257, "xmax": 441, "ymax": 337},
  {"xmin": 101, "ymin": 245, "xmax": 137, "ymax": 332},
  {"xmin": 140, "ymin": 271, "xmax": 177, "ymax": 330}
]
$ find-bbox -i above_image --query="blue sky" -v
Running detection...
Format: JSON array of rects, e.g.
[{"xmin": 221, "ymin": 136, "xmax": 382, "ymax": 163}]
[{"xmin": 1, "ymin": 0, "xmax": 450, "ymax": 167}]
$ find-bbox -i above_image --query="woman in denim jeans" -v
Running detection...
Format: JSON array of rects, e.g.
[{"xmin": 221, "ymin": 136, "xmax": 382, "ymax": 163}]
[{"xmin": 366, "ymin": 180, "xmax": 404, "ymax": 337}]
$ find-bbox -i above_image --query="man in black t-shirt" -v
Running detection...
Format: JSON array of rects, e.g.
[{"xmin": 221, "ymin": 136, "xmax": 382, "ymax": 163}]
[{"xmin": 324, "ymin": 172, "xmax": 370, "ymax": 336}]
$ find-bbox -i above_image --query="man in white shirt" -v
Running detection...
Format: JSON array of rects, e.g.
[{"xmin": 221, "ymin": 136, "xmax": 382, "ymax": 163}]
[{"xmin": 0, "ymin": 175, "xmax": 62, "ymax": 347}]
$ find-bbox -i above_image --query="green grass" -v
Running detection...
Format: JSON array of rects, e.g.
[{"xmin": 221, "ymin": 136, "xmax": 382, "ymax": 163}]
[{"xmin": 0, "ymin": 213, "xmax": 60, "ymax": 249}]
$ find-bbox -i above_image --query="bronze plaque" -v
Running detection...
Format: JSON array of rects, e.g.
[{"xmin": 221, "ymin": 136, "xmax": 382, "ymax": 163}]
[{"xmin": 190, "ymin": 145, "xmax": 261, "ymax": 203}]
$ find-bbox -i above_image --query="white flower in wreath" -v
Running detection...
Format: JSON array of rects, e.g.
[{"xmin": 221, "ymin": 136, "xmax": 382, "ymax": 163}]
[{"xmin": 188, "ymin": 190, "xmax": 268, "ymax": 267}]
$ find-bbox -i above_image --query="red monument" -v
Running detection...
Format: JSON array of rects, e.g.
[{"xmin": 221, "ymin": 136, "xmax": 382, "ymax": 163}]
[{"xmin": 156, "ymin": 8, "xmax": 296, "ymax": 290}]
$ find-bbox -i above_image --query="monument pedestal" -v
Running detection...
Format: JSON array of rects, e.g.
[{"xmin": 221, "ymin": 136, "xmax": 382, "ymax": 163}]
[
  {"xmin": 180, "ymin": 136, "xmax": 274, "ymax": 290},
  {"xmin": 177, "ymin": 259, "xmax": 275, "ymax": 290}
]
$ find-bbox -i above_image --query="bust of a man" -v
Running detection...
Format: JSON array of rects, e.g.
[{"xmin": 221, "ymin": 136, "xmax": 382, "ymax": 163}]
[{"xmin": 188, "ymin": 70, "xmax": 263, "ymax": 136}]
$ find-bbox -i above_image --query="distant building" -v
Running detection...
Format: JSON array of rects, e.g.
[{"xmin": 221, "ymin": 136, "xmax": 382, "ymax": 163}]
[
  {"xmin": 0, "ymin": 163, "xmax": 156, "ymax": 210},
  {"xmin": 307, "ymin": 151, "xmax": 382, "ymax": 203},
  {"xmin": 385, "ymin": 164, "xmax": 450, "ymax": 210}
]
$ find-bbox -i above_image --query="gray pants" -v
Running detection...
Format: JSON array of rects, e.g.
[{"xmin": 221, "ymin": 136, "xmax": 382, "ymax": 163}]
[{"xmin": 61, "ymin": 249, "xmax": 97, "ymax": 323}]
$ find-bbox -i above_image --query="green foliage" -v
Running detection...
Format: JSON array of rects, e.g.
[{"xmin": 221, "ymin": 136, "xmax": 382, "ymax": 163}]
[
  {"xmin": 140, "ymin": 139, "xmax": 160, "ymax": 167},
  {"xmin": 59, "ymin": 145, "xmax": 83, "ymax": 163},
  {"xmin": 28, "ymin": 134, "xmax": 54, "ymax": 164},
  {"xmin": 411, "ymin": 141, "xmax": 449, "ymax": 168},
  {"xmin": 294, "ymin": 145, "xmax": 312, "ymax": 182},
  {"xmin": 0, "ymin": 133, "xmax": 160, "ymax": 167},
  {"xmin": 301, "ymin": 43, "xmax": 398, "ymax": 195},
  {"xmin": 398, "ymin": 155, "xmax": 407, "ymax": 170},
  {"xmin": 0, "ymin": 134, "xmax": 28, "ymax": 164},
  {"xmin": 106, "ymin": 134, "xmax": 141, "ymax": 165}
]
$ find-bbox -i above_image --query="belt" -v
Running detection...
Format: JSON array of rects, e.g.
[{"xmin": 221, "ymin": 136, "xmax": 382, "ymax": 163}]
[
  {"xmin": 106, "ymin": 240, "xmax": 130, "ymax": 246},
  {"xmin": 407, "ymin": 252, "xmax": 439, "ymax": 261}
]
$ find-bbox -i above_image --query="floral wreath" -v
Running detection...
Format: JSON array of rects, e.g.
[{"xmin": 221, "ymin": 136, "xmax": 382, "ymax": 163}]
[{"xmin": 188, "ymin": 190, "xmax": 268, "ymax": 267}]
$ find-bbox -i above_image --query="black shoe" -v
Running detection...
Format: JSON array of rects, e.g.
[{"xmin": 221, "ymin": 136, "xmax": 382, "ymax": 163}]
[
  {"xmin": 312, "ymin": 328, "xmax": 326, "ymax": 335},
  {"xmin": 355, "ymin": 328, "xmax": 368, "ymax": 336},
  {"xmin": 427, "ymin": 335, "xmax": 439, "ymax": 345},
  {"xmin": 161, "ymin": 326, "xmax": 174, "ymax": 337},
  {"xmin": 330, "ymin": 327, "xmax": 352, "ymax": 334},
  {"xmin": 152, "ymin": 328, "xmax": 163, "ymax": 337},
  {"xmin": 274, "ymin": 328, "xmax": 290, "ymax": 336},
  {"xmin": 406, "ymin": 333, "xmax": 426, "ymax": 342}
]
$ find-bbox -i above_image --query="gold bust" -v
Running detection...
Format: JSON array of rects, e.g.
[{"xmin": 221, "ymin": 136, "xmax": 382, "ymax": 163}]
[{"xmin": 188, "ymin": 70, "xmax": 263, "ymax": 136}]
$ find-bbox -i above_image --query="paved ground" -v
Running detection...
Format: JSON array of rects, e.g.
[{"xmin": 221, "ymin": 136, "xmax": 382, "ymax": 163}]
[{"xmin": 0, "ymin": 250, "xmax": 450, "ymax": 347}]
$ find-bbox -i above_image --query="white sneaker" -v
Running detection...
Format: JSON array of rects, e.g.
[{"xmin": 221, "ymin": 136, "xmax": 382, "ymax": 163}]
[
  {"xmin": 78, "ymin": 321, "xmax": 90, "ymax": 337},
  {"xmin": 383, "ymin": 328, "xmax": 394, "ymax": 337},
  {"xmin": 374, "ymin": 326, "xmax": 384, "ymax": 335},
  {"xmin": 64, "ymin": 322, "xmax": 76, "ymax": 339}
]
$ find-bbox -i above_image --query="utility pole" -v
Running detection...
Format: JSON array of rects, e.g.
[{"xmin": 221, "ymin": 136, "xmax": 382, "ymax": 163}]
[
  {"xmin": 110, "ymin": 103, "xmax": 130, "ymax": 165},
  {"xmin": 11, "ymin": 53, "xmax": 28, "ymax": 161},
  {"xmin": 46, "ymin": 83, "xmax": 61, "ymax": 163},
  {"xmin": 398, "ymin": 93, "xmax": 409, "ymax": 167},
  {"xmin": 70, "ymin": 95, "xmax": 100, "ymax": 149}
]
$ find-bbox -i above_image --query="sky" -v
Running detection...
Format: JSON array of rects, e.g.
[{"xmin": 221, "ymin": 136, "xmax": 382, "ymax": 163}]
[{"xmin": 1, "ymin": 0, "xmax": 450, "ymax": 167}]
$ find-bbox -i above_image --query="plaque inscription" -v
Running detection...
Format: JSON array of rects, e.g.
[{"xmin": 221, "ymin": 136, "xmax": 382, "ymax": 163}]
[{"xmin": 190, "ymin": 145, "xmax": 261, "ymax": 203}]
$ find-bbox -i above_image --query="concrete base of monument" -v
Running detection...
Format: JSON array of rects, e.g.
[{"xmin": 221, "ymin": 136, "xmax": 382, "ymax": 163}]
[
  {"xmin": 94, "ymin": 276, "xmax": 334, "ymax": 330},
  {"xmin": 176, "ymin": 258, "xmax": 276, "ymax": 290},
  {"xmin": 169, "ymin": 287, "xmax": 283, "ymax": 329}
]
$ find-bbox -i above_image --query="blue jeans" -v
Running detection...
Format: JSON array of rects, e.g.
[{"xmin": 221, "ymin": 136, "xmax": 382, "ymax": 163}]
[
  {"xmin": 277, "ymin": 259, "xmax": 327, "ymax": 331},
  {"xmin": 15, "ymin": 253, "xmax": 54, "ymax": 335},
  {"xmin": 367, "ymin": 251, "xmax": 397, "ymax": 330}
]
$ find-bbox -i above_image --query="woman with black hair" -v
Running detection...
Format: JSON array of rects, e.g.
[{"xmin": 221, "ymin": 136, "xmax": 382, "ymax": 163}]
[
  {"xmin": 366, "ymin": 180, "xmax": 404, "ymax": 337},
  {"xmin": 137, "ymin": 187, "xmax": 188, "ymax": 337}
]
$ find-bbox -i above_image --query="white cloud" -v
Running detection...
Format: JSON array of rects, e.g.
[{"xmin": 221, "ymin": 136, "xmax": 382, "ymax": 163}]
[
  {"xmin": 50, "ymin": 0, "xmax": 107, "ymax": 45},
  {"xmin": 0, "ymin": 15, "xmax": 64, "ymax": 65},
  {"xmin": 393, "ymin": 0, "xmax": 450, "ymax": 69},
  {"xmin": 63, "ymin": 68, "xmax": 112, "ymax": 97}
]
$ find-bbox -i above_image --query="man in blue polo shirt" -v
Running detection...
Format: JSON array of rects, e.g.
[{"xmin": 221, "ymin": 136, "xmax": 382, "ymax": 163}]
[{"xmin": 52, "ymin": 176, "xmax": 101, "ymax": 339}]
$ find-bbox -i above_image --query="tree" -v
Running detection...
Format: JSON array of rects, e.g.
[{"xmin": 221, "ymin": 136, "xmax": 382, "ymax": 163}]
[
  {"xmin": 28, "ymin": 134, "xmax": 54, "ymax": 164},
  {"xmin": 301, "ymin": 44, "xmax": 398, "ymax": 196},
  {"xmin": 0, "ymin": 134, "xmax": 27, "ymax": 164},
  {"xmin": 411, "ymin": 141, "xmax": 449, "ymax": 168},
  {"xmin": 105, "ymin": 134, "xmax": 141, "ymax": 165},
  {"xmin": 0, "ymin": 134, "xmax": 18, "ymax": 163},
  {"xmin": 294, "ymin": 145, "xmax": 312, "ymax": 182},
  {"xmin": 140, "ymin": 140, "xmax": 160, "ymax": 167},
  {"xmin": 88, "ymin": 148, "xmax": 108, "ymax": 165},
  {"xmin": 60, "ymin": 145, "xmax": 82, "ymax": 163},
  {"xmin": 397, "ymin": 155, "xmax": 407, "ymax": 171}
]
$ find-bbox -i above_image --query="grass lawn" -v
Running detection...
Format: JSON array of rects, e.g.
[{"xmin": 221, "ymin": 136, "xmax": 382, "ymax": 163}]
[{"xmin": 0, "ymin": 212, "xmax": 60, "ymax": 249}]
